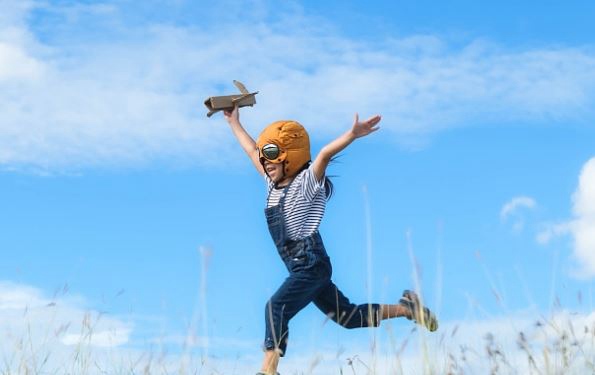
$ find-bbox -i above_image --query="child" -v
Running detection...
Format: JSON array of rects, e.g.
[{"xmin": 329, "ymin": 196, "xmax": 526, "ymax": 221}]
[{"xmin": 223, "ymin": 106, "xmax": 438, "ymax": 375}]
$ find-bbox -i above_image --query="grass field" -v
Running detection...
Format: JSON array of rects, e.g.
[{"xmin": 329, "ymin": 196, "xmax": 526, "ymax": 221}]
[{"xmin": 2, "ymin": 294, "xmax": 594, "ymax": 374}]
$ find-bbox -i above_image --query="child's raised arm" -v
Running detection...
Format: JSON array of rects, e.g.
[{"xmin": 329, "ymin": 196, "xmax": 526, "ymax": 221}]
[
  {"xmin": 223, "ymin": 106, "xmax": 265, "ymax": 176},
  {"xmin": 312, "ymin": 113, "xmax": 381, "ymax": 182}
]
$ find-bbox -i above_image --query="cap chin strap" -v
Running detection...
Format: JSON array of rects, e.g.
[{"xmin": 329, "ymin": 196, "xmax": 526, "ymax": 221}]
[{"xmin": 274, "ymin": 167, "xmax": 287, "ymax": 188}]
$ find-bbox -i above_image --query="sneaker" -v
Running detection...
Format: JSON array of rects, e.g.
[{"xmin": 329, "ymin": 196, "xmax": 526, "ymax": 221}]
[{"xmin": 399, "ymin": 289, "xmax": 438, "ymax": 332}]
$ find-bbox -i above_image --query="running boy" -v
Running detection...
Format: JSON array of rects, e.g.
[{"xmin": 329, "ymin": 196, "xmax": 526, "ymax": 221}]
[{"xmin": 223, "ymin": 106, "xmax": 438, "ymax": 375}]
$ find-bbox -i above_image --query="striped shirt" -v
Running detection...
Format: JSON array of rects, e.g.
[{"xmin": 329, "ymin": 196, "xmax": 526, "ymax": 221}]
[{"xmin": 265, "ymin": 165, "xmax": 327, "ymax": 241}]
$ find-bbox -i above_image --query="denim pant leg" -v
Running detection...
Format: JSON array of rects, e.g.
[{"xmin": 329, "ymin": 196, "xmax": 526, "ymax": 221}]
[
  {"xmin": 313, "ymin": 281, "xmax": 381, "ymax": 329},
  {"xmin": 264, "ymin": 271, "xmax": 331, "ymax": 356}
]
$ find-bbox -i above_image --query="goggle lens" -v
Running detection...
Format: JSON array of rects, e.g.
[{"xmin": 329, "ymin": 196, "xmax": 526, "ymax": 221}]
[{"xmin": 261, "ymin": 143, "xmax": 280, "ymax": 160}]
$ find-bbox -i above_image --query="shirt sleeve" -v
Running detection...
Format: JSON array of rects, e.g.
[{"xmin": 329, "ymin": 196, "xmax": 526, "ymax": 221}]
[{"xmin": 300, "ymin": 165, "xmax": 326, "ymax": 202}]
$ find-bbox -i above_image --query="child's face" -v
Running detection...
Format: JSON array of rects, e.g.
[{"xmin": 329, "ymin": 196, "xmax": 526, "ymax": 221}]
[{"xmin": 264, "ymin": 160, "xmax": 285, "ymax": 183}]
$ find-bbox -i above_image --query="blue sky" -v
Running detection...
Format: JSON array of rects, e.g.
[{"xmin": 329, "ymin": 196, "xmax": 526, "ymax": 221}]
[{"xmin": 1, "ymin": 0, "xmax": 595, "ymax": 373}]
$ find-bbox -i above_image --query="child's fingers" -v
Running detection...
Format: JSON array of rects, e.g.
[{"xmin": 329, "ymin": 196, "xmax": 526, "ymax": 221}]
[
  {"xmin": 353, "ymin": 113, "xmax": 381, "ymax": 136},
  {"xmin": 365, "ymin": 114, "xmax": 381, "ymax": 125},
  {"xmin": 355, "ymin": 114, "xmax": 381, "ymax": 128},
  {"xmin": 224, "ymin": 105, "xmax": 239, "ymax": 118}
]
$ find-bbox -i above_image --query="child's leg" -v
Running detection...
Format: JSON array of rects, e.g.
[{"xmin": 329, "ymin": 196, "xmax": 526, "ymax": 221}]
[
  {"xmin": 379, "ymin": 303, "xmax": 415, "ymax": 319},
  {"xmin": 313, "ymin": 283, "xmax": 436, "ymax": 329},
  {"xmin": 261, "ymin": 272, "xmax": 330, "ymax": 373},
  {"xmin": 312, "ymin": 282, "xmax": 383, "ymax": 328},
  {"xmin": 259, "ymin": 350, "xmax": 280, "ymax": 375}
]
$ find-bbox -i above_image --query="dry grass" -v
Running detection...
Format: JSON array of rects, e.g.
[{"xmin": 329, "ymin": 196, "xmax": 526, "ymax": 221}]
[
  {"xmin": 2, "ymin": 299, "xmax": 594, "ymax": 374},
  {"xmin": 2, "ymin": 232, "xmax": 593, "ymax": 373}
]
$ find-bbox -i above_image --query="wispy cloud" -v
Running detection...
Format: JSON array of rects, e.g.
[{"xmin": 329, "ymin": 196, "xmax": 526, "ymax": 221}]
[
  {"xmin": 1, "ymin": 1, "xmax": 595, "ymax": 171},
  {"xmin": 501, "ymin": 196, "xmax": 536, "ymax": 220},
  {"xmin": 501, "ymin": 196, "xmax": 536, "ymax": 233},
  {"xmin": 536, "ymin": 221, "xmax": 572, "ymax": 244}
]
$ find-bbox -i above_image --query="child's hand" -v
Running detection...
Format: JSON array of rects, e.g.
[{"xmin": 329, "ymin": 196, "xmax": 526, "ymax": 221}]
[
  {"xmin": 351, "ymin": 113, "xmax": 381, "ymax": 139},
  {"xmin": 223, "ymin": 105, "xmax": 240, "ymax": 125}
]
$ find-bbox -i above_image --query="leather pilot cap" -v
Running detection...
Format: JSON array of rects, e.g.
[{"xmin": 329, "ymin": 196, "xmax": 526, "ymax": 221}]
[{"xmin": 256, "ymin": 120, "xmax": 311, "ymax": 178}]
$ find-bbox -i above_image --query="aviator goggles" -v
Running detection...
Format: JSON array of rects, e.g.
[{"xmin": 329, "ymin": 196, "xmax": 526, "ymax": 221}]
[{"xmin": 260, "ymin": 143, "xmax": 282, "ymax": 161}]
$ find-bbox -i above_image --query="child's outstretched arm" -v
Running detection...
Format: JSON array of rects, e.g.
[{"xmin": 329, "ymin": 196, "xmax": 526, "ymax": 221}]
[
  {"xmin": 312, "ymin": 113, "xmax": 381, "ymax": 181},
  {"xmin": 223, "ymin": 105, "xmax": 265, "ymax": 176}
]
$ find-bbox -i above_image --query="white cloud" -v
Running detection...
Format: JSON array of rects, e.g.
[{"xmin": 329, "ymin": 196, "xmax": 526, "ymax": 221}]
[
  {"xmin": 536, "ymin": 221, "xmax": 572, "ymax": 244},
  {"xmin": 0, "ymin": 42, "xmax": 44, "ymax": 81},
  {"xmin": 573, "ymin": 158, "xmax": 595, "ymax": 217},
  {"xmin": 432, "ymin": 310, "xmax": 595, "ymax": 375},
  {"xmin": 501, "ymin": 196, "xmax": 536, "ymax": 220},
  {"xmin": 569, "ymin": 158, "xmax": 595, "ymax": 278},
  {"xmin": 0, "ymin": 1, "xmax": 46, "ymax": 82},
  {"xmin": 0, "ymin": 280, "xmax": 257, "ymax": 374},
  {"xmin": 0, "ymin": 281, "xmax": 133, "ymax": 373},
  {"xmin": 1, "ymin": 2, "xmax": 595, "ymax": 171},
  {"xmin": 536, "ymin": 157, "xmax": 595, "ymax": 279},
  {"xmin": 215, "ymin": 310, "xmax": 595, "ymax": 374},
  {"xmin": 61, "ymin": 326, "xmax": 131, "ymax": 348},
  {"xmin": 501, "ymin": 196, "xmax": 536, "ymax": 233}
]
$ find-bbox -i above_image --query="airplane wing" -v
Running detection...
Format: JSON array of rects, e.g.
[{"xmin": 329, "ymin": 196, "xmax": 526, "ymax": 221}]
[
  {"xmin": 233, "ymin": 80, "xmax": 249, "ymax": 94},
  {"xmin": 232, "ymin": 92, "xmax": 257, "ymax": 103}
]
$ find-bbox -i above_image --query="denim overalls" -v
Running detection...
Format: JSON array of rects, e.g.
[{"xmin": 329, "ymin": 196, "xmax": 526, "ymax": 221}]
[{"xmin": 263, "ymin": 182, "xmax": 381, "ymax": 356}]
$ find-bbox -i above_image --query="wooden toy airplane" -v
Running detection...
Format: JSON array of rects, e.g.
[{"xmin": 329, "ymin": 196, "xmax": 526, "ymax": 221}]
[{"xmin": 204, "ymin": 80, "xmax": 258, "ymax": 117}]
